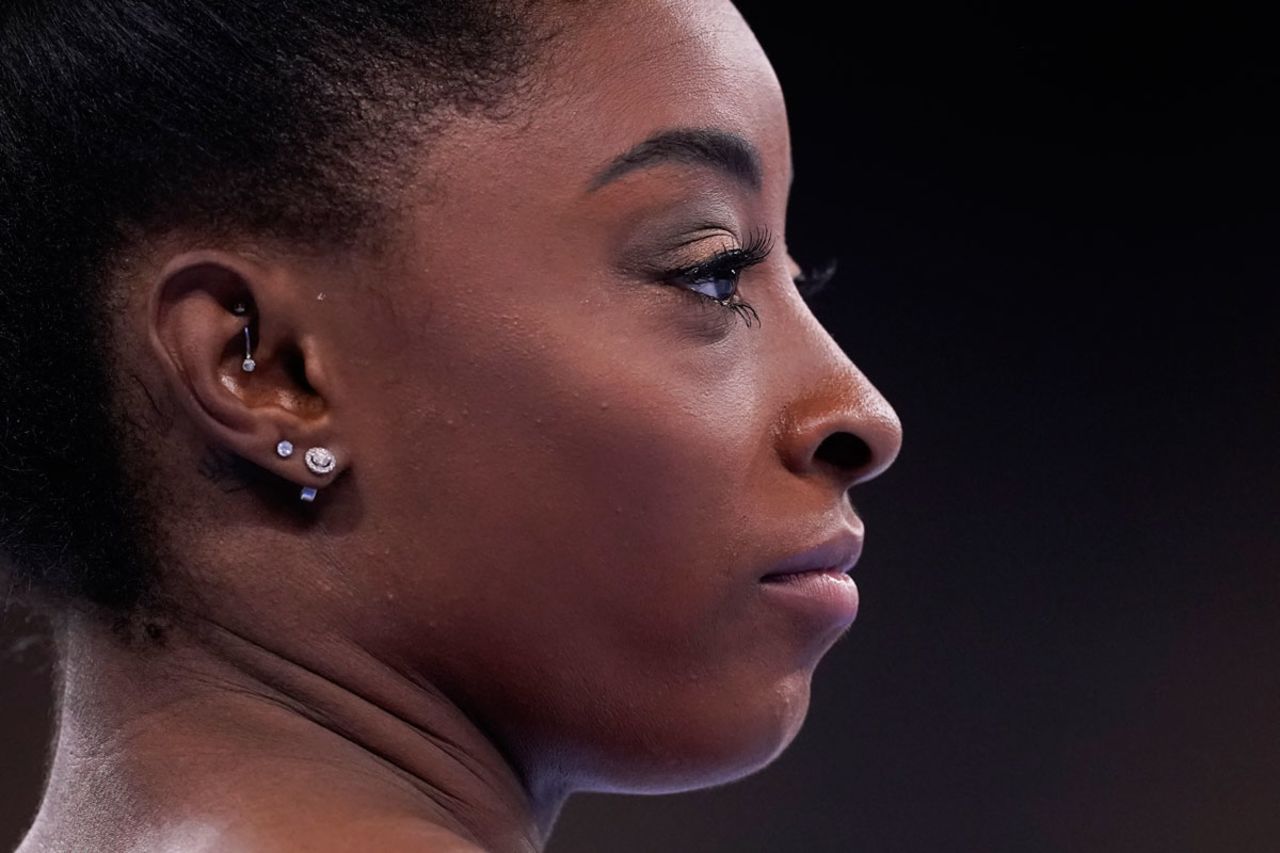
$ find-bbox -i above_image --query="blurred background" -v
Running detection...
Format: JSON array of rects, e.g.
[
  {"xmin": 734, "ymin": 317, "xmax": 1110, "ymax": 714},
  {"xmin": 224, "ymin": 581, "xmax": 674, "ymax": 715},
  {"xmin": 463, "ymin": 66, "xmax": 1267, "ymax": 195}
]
[{"xmin": 4, "ymin": 2, "xmax": 1278, "ymax": 851}]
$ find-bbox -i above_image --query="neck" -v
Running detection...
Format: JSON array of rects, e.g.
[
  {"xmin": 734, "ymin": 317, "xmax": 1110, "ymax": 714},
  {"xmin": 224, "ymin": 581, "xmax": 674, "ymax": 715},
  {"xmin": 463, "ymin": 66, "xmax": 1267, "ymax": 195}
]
[{"xmin": 24, "ymin": 609, "xmax": 565, "ymax": 852}]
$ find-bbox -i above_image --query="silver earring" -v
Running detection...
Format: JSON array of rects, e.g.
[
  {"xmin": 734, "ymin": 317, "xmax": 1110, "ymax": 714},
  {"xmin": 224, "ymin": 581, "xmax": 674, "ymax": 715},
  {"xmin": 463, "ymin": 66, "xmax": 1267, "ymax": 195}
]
[
  {"xmin": 304, "ymin": 446, "xmax": 336, "ymax": 475},
  {"xmin": 300, "ymin": 486, "xmax": 318, "ymax": 502},
  {"xmin": 241, "ymin": 324, "xmax": 256, "ymax": 372},
  {"xmin": 276, "ymin": 440, "xmax": 294, "ymax": 458}
]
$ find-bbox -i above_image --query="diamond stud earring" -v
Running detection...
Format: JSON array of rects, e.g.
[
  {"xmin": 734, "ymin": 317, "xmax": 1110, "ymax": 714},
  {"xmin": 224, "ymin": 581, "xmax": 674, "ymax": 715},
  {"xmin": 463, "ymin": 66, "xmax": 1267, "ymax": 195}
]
[
  {"xmin": 304, "ymin": 446, "xmax": 336, "ymax": 475},
  {"xmin": 276, "ymin": 440, "xmax": 294, "ymax": 458}
]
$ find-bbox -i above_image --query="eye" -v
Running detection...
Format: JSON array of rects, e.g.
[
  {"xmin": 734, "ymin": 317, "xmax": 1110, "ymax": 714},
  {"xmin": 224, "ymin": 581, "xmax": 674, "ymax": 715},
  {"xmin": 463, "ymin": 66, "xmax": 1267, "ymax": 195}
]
[
  {"xmin": 675, "ymin": 265, "xmax": 748, "ymax": 302},
  {"xmin": 664, "ymin": 228, "xmax": 775, "ymax": 329}
]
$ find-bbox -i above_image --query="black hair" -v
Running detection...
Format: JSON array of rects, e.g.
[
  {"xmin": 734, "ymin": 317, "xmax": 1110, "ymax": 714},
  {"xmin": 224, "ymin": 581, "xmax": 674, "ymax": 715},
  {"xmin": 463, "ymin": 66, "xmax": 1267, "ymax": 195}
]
[{"xmin": 0, "ymin": 0, "xmax": 561, "ymax": 631}]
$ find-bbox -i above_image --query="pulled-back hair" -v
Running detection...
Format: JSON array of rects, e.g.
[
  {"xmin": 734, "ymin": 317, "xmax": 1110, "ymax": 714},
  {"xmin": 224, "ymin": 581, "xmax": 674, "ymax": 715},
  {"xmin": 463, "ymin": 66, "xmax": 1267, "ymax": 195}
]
[{"xmin": 0, "ymin": 0, "xmax": 559, "ymax": 626}]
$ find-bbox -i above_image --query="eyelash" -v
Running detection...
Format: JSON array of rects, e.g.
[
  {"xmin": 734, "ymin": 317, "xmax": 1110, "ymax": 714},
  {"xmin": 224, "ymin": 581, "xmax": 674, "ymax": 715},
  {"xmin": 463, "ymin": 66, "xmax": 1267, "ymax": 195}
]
[{"xmin": 666, "ymin": 227, "xmax": 838, "ymax": 328}]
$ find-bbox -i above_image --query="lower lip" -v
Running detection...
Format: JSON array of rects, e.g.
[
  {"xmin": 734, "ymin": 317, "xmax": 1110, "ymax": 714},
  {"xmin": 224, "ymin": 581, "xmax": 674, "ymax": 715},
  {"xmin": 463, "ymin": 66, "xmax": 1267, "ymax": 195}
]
[{"xmin": 759, "ymin": 569, "xmax": 859, "ymax": 626}]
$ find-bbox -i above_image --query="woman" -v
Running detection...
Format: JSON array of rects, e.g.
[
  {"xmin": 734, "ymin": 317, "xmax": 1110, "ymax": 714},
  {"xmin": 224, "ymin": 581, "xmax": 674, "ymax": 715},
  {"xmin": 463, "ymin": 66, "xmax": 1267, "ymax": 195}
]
[{"xmin": 0, "ymin": 0, "xmax": 902, "ymax": 850}]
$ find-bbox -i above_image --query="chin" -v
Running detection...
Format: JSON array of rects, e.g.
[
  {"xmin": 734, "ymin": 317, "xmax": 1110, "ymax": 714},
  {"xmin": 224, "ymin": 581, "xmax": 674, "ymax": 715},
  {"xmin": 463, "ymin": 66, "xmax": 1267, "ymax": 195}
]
[{"xmin": 577, "ymin": 669, "xmax": 815, "ymax": 795}]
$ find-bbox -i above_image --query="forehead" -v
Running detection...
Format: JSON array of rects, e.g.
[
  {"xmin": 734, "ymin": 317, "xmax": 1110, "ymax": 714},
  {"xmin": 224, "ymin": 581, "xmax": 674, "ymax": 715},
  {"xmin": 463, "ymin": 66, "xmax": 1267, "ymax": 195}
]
[
  {"xmin": 549, "ymin": 0, "xmax": 787, "ymax": 146},
  {"xmin": 417, "ymin": 0, "xmax": 791, "ymax": 216}
]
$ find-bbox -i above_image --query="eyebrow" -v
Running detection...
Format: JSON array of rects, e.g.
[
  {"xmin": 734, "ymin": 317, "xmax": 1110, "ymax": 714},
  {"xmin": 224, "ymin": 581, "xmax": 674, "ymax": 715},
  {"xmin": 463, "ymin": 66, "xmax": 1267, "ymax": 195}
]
[{"xmin": 586, "ymin": 127, "xmax": 766, "ymax": 194}]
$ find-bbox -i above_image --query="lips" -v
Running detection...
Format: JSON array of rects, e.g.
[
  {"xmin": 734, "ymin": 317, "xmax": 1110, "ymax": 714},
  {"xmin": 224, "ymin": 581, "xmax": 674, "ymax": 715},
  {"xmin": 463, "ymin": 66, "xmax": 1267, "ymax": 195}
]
[
  {"xmin": 759, "ymin": 528, "xmax": 864, "ymax": 582},
  {"xmin": 760, "ymin": 566, "xmax": 845, "ymax": 582}
]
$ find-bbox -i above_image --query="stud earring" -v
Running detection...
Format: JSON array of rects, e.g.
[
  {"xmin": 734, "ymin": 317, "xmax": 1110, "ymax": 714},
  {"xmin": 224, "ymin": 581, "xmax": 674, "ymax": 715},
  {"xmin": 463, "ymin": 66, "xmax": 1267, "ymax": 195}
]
[
  {"xmin": 304, "ymin": 446, "xmax": 336, "ymax": 475},
  {"xmin": 276, "ymin": 440, "xmax": 294, "ymax": 458},
  {"xmin": 300, "ymin": 486, "xmax": 318, "ymax": 502}
]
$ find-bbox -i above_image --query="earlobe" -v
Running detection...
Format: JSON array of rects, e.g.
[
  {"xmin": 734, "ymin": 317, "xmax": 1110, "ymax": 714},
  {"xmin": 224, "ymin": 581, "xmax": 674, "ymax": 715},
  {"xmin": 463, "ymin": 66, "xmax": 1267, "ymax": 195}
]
[{"xmin": 146, "ymin": 250, "xmax": 348, "ymax": 501}]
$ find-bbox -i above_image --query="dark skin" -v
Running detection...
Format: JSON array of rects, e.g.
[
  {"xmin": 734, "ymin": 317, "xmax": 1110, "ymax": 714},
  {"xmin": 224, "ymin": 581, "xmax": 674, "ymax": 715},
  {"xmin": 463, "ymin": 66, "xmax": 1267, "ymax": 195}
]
[{"xmin": 19, "ymin": 2, "xmax": 902, "ymax": 851}]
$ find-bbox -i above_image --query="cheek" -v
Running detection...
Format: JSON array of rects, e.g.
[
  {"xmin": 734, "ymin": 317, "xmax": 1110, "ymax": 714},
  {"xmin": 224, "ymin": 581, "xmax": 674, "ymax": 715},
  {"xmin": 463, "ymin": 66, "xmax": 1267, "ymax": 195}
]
[
  {"xmin": 401, "ymin": 324, "xmax": 766, "ymax": 659},
  {"xmin": 367, "ymin": 268, "xmax": 814, "ymax": 790},
  {"xmin": 427, "ymin": 363, "xmax": 812, "ymax": 790}
]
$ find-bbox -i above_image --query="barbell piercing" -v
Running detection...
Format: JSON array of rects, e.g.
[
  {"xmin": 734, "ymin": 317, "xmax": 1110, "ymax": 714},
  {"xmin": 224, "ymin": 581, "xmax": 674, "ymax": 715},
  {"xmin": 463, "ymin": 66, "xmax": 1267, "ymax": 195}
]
[{"xmin": 241, "ymin": 324, "xmax": 256, "ymax": 373}]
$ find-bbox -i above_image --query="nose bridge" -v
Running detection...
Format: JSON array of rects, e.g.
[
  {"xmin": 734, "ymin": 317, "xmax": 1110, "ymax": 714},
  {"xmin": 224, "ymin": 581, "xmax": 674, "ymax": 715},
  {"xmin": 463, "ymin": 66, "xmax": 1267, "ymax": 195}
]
[{"xmin": 771, "ymin": 310, "xmax": 903, "ymax": 492}]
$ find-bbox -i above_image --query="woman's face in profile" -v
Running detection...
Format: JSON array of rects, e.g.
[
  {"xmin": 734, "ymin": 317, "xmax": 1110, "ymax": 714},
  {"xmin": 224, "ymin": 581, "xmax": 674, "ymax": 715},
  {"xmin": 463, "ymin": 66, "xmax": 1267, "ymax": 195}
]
[{"xmin": 261, "ymin": 0, "xmax": 902, "ymax": 795}]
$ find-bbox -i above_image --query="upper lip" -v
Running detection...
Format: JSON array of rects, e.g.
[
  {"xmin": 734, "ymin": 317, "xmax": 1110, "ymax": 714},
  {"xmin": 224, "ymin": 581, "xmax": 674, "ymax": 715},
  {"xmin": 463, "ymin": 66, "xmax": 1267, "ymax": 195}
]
[{"xmin": 759, "ymin": 527, "xmax": 864, "ymax": 580}]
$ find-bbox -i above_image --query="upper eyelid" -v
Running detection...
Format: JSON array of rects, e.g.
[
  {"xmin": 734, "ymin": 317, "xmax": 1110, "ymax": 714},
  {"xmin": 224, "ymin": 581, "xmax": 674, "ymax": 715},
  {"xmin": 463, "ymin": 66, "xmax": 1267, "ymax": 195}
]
[
  {"xmin": 619, "ymin": 224, "xmax": 776, "ymax": 283},
  {"xmin": 674, "ymin": 244, "xmax": 772, "ymax": 279}
]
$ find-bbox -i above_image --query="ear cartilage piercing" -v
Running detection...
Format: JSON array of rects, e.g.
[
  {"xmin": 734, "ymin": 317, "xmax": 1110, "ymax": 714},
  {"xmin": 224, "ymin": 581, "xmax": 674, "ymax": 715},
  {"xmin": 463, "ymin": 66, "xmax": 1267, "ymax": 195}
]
[
  {"xmin": 276, "ymin": 440, "xmax": 294, "ymax": 459},
  {"xmin": 304, "ymin": 446, "xmax": 336, "ymax": 475},
  {"xmin": 241, "ymin": 325, "xmax": 256, "ymax": 373},
  {"xmin": 232, "ymin": 301, "xmax": 248, "ymax": 315},
  {"xmin": 299, "ymin": 486, "xmax": 318, "ymax": 502}
]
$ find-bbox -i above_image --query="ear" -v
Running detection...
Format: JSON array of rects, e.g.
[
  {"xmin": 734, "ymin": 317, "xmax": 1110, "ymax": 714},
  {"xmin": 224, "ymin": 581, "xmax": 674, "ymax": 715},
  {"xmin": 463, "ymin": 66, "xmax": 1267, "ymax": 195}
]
[{"xmin": 146, "ymin": 249, "xmax": 350, "ymax": 497}]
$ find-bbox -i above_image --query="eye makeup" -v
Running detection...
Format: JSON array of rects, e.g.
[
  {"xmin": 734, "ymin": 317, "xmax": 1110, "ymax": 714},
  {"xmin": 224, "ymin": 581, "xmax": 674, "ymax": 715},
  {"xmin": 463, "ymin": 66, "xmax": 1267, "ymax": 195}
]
[
  {"xmin": 610, "ymin": 196, "xmax": 837, "ymax": 334},
  {"xmin": 646, "ymin": 229, "xmax": 839, "ymax": 330},
  {"xmin": 660, "ymin": 226, "xmax": 775, "ymax": 328}
]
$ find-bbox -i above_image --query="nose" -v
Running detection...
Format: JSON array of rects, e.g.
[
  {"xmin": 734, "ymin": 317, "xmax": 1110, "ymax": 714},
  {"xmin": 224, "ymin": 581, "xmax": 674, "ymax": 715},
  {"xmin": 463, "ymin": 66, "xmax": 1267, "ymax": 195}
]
[{"xmin": 776, "ymin": 366, "xmax": 903, "ymax": 496}]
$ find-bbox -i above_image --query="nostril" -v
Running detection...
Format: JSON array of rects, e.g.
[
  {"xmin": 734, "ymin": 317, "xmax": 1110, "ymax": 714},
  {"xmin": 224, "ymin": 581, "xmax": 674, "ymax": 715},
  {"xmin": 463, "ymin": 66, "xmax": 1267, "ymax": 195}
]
[{"xmin": 814, "ymin": 431, "xmax": 872, "ymax": 480}]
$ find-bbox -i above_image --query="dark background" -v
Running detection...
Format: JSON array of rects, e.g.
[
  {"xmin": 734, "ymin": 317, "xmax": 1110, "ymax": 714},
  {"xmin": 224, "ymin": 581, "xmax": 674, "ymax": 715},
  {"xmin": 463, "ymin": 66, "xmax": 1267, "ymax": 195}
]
[{"xmin": 4, "ymin": 2, "xmax": 1278, "ymax": 851}]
